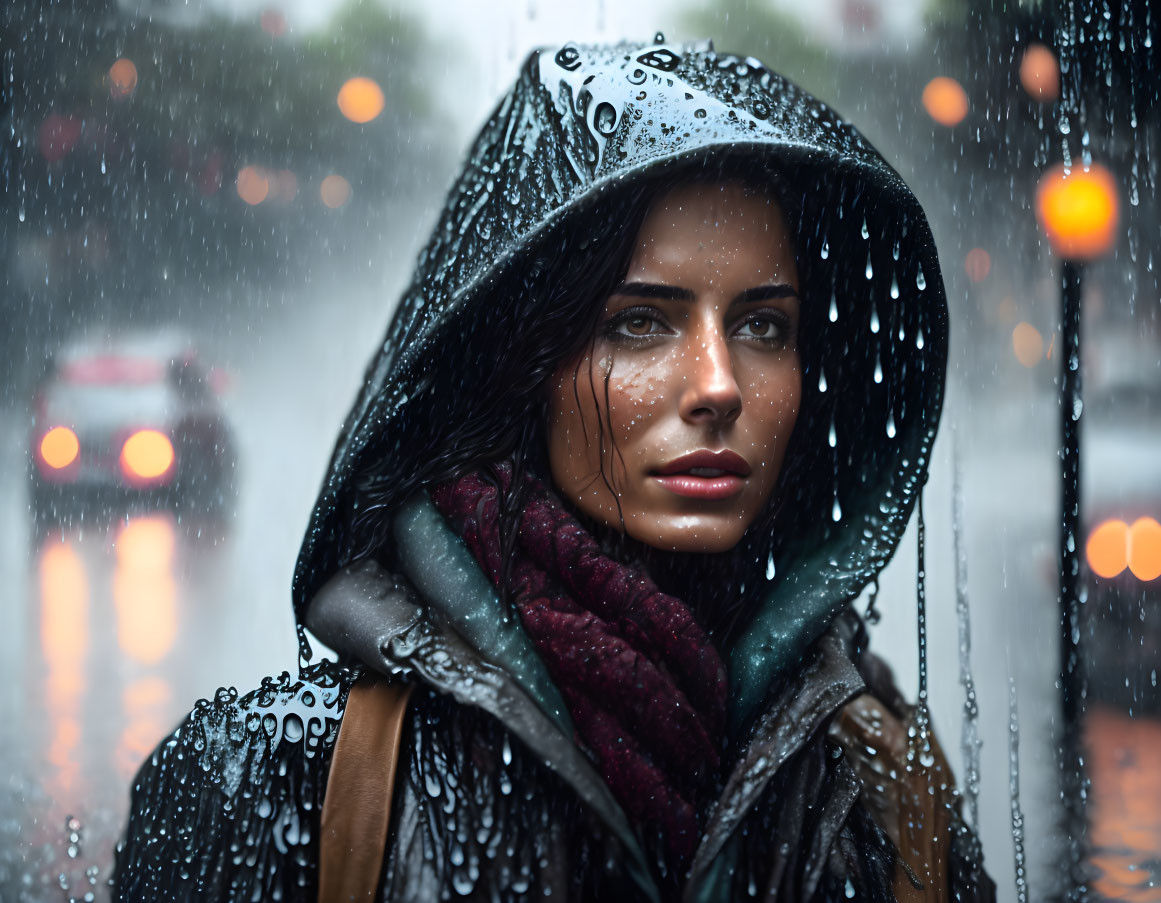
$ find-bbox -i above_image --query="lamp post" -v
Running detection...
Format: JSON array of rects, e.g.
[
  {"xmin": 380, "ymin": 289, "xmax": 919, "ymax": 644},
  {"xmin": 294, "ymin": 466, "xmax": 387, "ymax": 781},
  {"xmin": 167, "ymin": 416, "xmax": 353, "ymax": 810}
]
[{"xmin": 1034, "ymin": 161, "xmax": 1119, "ymax": 893}]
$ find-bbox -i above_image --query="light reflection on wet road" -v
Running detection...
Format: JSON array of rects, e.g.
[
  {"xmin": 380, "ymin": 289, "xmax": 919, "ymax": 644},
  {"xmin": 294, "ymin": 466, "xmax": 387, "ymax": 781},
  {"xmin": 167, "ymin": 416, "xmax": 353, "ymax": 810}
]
[
  {"xmin": 1088, "ymin": 705, "xmax": 1161, "ymax": 902},
  {"xmin": 3, "ymin": 512, "xmax": 288, "ymax": 900}
]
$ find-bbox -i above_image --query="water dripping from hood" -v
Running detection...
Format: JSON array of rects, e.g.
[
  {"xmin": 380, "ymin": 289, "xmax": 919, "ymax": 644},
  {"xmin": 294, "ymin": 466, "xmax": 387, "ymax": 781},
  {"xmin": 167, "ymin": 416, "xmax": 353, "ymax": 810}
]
[
  {"xmin": 908, "ymin": 484, "xmax": 935, "ymax": 771},
  {"xmin": 1009, "ymin": 675, "xmax": 1030, "ymax": 903},
  {"xmin": 863, "ymin": 578, "xmax": 881, "ymax": 625},
  {"xmin": 952, "ymin": 431, "xmax": 983, "ymax": 833}
]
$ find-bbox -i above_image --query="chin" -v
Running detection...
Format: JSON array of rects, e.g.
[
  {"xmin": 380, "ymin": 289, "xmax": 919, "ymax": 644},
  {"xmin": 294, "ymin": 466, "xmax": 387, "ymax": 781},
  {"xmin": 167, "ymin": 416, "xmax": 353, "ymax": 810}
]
[{"xmin": 626, "ymin": 519, "xmax": 746, "ymax": 555}]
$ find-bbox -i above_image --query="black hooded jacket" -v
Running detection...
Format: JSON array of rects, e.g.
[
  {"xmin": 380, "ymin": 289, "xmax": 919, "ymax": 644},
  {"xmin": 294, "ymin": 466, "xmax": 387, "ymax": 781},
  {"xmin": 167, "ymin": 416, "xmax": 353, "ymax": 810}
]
[{"xmin": 114, "ymin": 39, "xmax": 995, "ymax": 902}]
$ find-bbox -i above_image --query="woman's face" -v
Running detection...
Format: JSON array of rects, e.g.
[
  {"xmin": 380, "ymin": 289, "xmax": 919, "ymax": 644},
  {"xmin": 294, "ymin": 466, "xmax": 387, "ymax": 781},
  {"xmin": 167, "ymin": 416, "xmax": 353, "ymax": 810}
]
[{"xmin": 547, "ymin": 180, "xmax": 803, "ymax": 554}]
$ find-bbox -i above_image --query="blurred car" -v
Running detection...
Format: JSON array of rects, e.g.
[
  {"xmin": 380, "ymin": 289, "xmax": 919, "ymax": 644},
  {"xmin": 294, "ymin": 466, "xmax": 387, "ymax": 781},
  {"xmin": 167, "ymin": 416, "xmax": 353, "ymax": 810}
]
[
  {"xmin": 29, "ymin": 332, "xmax": 237, "ymax": 523},
  {"xmin": 1081, "ymin": 330, "xmax": 1161, "ymax": 711}
]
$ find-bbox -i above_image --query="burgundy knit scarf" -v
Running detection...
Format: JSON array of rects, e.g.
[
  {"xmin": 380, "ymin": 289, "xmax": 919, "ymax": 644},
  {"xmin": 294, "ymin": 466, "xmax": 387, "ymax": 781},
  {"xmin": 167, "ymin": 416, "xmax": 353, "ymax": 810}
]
[{"xmin": 429, "ymin": 465, "xmax": 728, "ymax": 869}]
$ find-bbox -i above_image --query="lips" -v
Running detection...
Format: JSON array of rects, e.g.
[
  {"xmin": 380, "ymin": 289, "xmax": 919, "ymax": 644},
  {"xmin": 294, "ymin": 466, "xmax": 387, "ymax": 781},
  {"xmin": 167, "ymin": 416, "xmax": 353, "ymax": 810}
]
[{"xmin": 651, "ymin": 449, "xmax": 751, "ymax": 500}]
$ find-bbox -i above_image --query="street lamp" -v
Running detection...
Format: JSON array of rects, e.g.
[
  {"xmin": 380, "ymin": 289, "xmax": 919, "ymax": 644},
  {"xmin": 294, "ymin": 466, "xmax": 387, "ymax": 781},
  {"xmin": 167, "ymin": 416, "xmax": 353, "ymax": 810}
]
[
  {"xmin": 1034, "ymin": 163, "xmax": 1118, "ymax": 877},
  {"xmin": 1034, "ymin": 161, "xmax": 1118, "ymax": 727}
]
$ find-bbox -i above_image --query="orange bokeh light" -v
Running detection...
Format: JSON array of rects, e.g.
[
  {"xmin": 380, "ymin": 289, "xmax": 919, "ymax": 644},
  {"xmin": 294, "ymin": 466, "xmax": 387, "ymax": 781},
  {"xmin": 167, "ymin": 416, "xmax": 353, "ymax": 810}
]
[
  {"xmin": 1035, "ymin": 162, "xmax": 1119, "ymax": 261},
  {"xmin": 1012, "ymin": 322, "xmax": 1044, "ymax": 368},
  {"xmin": 260, "ymin": 8, "xmax": 288, "ymax": 37},
  {"xmin": 120, "ymin": 430, "xmax": 174, "ymax": 481},
  {"xmin": 337, "ymin": 77, "xmax": 385, "ymax": 124},
  {"xmin": 109, "ymin": 58, "xmax": 138, "ymax": 99},
  {"xmin": 1086, "ymin": 518, "xmax": 1161, "ymax": 582},
  {"xmin": 1088, "ymin": 519, "xmax": 1130, "ymax": 579},
  {"xmin": 921, "ymin": 77, "xmax": 969, "ymax": 127},
  {"xmin": 1020, "ymin": 44, "xmax": 1060, "ymax": 103},
  {"xmin": 320, "ymin": 174, "xmax": 352, "ymax": 208},
  {"xmin": 40, "ymin": 426, "xmax": 79, "ymax": 469},
  {"xmin": 236, "ymin": 165, "xmax": 270, "ymax": 205},
  {"xmin": 1129, "ymin": 518, "xmax": 1161, "ymax": 582},
  {"xmin": 964, "ymin": 248, "xmax": 991, "ymax": 283}
]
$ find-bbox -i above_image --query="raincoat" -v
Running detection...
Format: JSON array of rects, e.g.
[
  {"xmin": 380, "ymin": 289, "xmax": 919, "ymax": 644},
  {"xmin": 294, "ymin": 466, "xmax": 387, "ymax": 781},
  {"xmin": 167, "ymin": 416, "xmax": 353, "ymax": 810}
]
[{"xmin": 115, "ymin": 38, "xmax": 995, "ymax": 902}]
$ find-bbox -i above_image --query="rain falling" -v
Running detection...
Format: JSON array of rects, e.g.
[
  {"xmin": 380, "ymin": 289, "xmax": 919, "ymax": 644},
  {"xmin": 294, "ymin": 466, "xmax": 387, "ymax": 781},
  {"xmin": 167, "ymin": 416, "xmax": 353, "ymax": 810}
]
[{"xmin": 1, "ymin": 1, "xmax": 1159, "ymax": 901}]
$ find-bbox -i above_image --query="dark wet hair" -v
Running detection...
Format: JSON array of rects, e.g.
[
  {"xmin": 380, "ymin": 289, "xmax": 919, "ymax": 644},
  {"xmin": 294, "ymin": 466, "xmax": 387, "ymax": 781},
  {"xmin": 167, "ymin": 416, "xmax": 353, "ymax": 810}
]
[{"xmin": 350, "ymin": 152, "xmax": 841, "ymax": 644}]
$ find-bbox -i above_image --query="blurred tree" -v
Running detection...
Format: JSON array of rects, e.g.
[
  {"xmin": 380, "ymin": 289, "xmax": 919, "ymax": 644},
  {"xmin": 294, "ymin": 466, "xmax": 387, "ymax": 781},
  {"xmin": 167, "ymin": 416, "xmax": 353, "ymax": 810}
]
[{"xmin": 0, "ymin": 0, "xmax": 447, "ymax": 386}]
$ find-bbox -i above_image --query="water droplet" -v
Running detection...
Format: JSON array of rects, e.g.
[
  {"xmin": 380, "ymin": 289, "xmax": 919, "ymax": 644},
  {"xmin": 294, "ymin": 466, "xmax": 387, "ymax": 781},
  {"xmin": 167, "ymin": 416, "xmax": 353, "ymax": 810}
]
[
  {"xmin": 820, "ymin": 240, "xmax": 829, "ymax": 259},
  {"xmin": 832, "ymin": 496, "xmax": 842, "ymax": 522},
  {"xmin": 873, "ymin": 353, "xmax": 883, "ymax": 384},
  {"xmin": 861, "ymin": 217, "xmax": 869, "ymax": 240},
  {"xmin": 654, "ymin": 31, "xmax": 666, "ymax": 43},
  {"xmin": 886, "ymin": 410, "xmax": 897, "ymax": 438},
  {"xmin": 818, "ymin": 368, "xmax": 827, "ymax": 392},
  {"xmin": 765, "ymin": 553, "xmax": 776, "ymax": 580},
  {"xmin": 870, "ymin": 305, "xmax": 880, "ymax": 334},
  {"xmin": 595, "ymin": 102, "xmax": 618, "ymax": 136},
  {"xmin": 916, "ymin": 328, "xmax": 925, "ymax": 350},
  {"xmin": 693, "ymin": 108, "xmax": 707, "ymax": 119},
  {"xmin": 828, "ymin": 419, "xmax": 837, "ymax": 448},
  {"xmin": 916, "ymin": 265, "xmax": 927, "ymax": 291},
  {"xmin": 865, "ymin": 251, "xmax": 873, "ymax": 280},
  {"xmin": 828, "ymin": 290, "xmax": 838, "ymax": 322},
  {"xmin": 890, "ymin": 272, "xmax": 900, "ymax": 299}
]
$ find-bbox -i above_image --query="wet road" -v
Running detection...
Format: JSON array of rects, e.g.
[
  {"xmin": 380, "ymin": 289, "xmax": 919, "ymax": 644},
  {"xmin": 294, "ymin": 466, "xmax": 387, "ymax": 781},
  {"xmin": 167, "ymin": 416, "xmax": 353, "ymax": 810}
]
[
  {"xmin": 0, "ymin": 304, "xmax": 1154, "ymax": 899},
  {"xmin": 0, "ymin": 210, "xmax": 428, "ymax": 898}
]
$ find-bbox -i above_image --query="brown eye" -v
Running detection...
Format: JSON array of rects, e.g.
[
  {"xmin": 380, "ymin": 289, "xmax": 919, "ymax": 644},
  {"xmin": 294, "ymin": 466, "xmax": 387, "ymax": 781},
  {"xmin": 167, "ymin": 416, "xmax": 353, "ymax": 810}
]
[
  {"xmin": 736, "ymin": 313, "xmax": 788, "ymax": 342},
  {"xmin": 625, "ymin": 317, "xmax": 654, "ymax": 336}
]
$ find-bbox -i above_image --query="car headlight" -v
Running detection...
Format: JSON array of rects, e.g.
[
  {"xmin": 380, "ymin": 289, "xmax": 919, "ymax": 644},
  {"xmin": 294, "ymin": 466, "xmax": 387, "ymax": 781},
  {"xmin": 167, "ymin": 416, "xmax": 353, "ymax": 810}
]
[
  {"xmin": 1086, "ymin": 517, "xmax": 1161, "ymax": 581},
  {"xmin": 39, "ymin": 426, "xmax": 80, "ymax": 470},
  {"xmin": 120, "ymin": 430, "xmax": 175, "ymax": 482}
]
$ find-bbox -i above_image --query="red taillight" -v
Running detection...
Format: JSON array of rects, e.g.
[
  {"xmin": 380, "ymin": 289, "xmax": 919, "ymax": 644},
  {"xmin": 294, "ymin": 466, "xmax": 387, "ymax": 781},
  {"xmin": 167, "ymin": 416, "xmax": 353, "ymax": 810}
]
[{"xmin": 120, "ymin": 430, "xmax": 174, "ymax": 484}]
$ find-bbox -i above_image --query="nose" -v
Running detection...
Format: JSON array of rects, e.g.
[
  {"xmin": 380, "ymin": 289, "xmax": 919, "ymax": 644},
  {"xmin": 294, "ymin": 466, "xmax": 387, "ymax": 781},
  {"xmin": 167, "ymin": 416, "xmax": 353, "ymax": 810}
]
[{"xmin": 678, "ymin": 327, "xmax": 742, "ymax": 427}]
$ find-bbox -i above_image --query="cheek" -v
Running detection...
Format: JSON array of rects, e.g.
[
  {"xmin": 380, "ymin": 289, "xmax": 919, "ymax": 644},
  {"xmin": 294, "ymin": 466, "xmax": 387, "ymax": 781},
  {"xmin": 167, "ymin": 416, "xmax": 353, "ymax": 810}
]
[
  {"xmin": 603, "ymin": 355, "xmax": 662, "ymax": 437},
  {"xmin": 747, "ymin": 360, "xmax": 803, "ymax": 457}
]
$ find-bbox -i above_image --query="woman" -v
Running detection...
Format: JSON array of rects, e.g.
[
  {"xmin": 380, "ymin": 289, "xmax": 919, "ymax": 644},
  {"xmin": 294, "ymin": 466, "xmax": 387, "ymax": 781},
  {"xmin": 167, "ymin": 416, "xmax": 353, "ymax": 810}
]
[{"xmin": 115, "ymin": 38, "xmax": 994, "ymax": 902}]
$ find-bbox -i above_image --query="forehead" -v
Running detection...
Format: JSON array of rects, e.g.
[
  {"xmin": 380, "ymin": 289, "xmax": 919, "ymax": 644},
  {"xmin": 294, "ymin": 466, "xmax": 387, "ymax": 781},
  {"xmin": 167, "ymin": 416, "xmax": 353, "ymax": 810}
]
[{"xmin": 626, "ymin": 180, "xmax": 797, "ymax": 287}]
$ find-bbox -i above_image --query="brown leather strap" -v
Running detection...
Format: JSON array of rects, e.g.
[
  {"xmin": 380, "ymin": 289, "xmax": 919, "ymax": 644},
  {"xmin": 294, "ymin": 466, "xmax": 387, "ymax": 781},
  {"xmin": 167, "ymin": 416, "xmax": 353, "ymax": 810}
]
[{"xmin": 318, "ymin": 674, "xmax": 414, "ymax": 903}]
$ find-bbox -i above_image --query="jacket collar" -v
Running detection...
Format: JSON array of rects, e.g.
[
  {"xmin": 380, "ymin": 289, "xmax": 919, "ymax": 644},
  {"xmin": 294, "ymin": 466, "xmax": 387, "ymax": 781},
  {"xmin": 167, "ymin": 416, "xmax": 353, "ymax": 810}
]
[{"xmin": 306, "ymin": 499, "xmax": 866, "ymax": 901}]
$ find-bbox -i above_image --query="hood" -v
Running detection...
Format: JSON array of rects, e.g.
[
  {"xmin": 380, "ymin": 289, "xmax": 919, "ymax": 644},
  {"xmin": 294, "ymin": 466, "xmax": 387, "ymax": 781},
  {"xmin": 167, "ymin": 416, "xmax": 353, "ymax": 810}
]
[{"xmin": 294, "ymin": 37, "xmax": 947, "ymax": 730}]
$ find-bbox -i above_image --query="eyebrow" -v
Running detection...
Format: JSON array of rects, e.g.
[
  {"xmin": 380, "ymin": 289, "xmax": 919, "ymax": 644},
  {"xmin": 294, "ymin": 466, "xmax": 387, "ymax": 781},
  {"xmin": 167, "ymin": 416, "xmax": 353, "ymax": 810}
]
[{"xmin": 612, "ymin": 281, "xmax": 799, "ymax": 304}]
